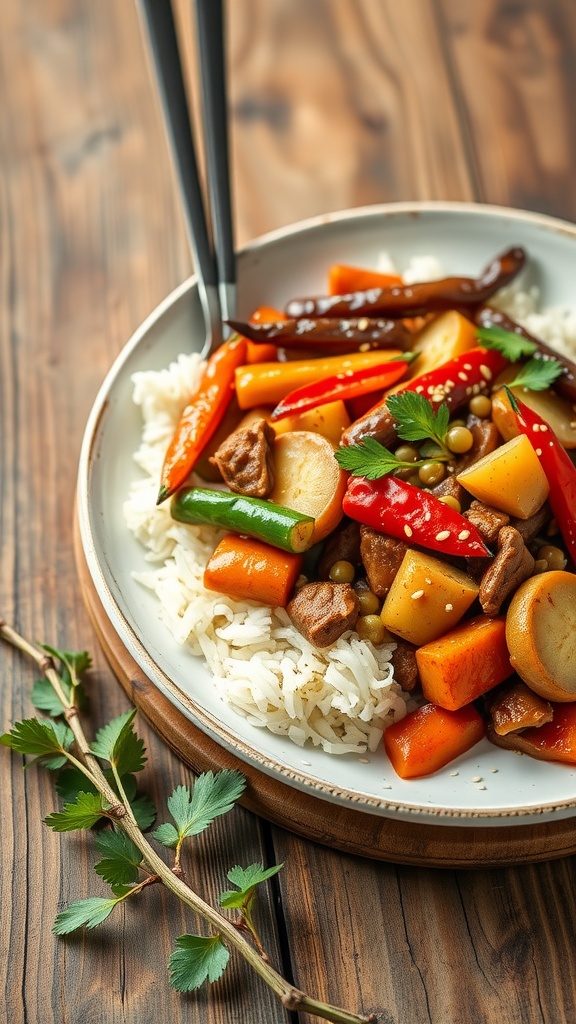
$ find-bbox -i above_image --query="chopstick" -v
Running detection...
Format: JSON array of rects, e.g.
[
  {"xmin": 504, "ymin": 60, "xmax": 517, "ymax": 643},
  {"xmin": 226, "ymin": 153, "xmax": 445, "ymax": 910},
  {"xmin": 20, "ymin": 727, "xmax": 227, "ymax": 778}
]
[{"xmin": 136, "ymin": 0, "xmax": 235, "ymax": 356}]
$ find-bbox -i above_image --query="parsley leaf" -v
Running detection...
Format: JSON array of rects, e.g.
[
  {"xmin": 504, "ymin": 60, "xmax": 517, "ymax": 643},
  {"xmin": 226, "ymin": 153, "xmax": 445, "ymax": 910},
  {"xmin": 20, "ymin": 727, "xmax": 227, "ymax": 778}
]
[
  {"xmin": 90, "ymin": 709, "xmax": 146, "ymax": 776},
  {"xmin": 152, "ymin": 771, "xmax": 245, "ymax": 848},
  {"xmin": 0, "ymin": 718, "xmax": 74, "ymax": 770},
  {"xmin": 334, "ymin": 436, "xmax": 411, "ymax": 479},
  {"xmin": 476, "ymin": 325, "xmax": 537, "ymax": 360},
  {"xmin": 219, "ymin": 863, "xmax": 283, "ymax": 910},
  {"xmin": 94, "ymin": 829, "xmax": 143, "ymax": 885},
  {"xmin": 53, "ymin": 895, "xmax": 122, "ymax": 935},
  {"xmin": 44, "ymin": 792, "xmax": 110, "ymax": 832},
  {"xmin": 507, "ymin": 355, "xmax": 564, "ymax": 392},
  {"xmin": 386, "ymin": 391, "xmax": 450, "ymax": 447},
  {"xmin": 169, "ymin": 934, "xmax": 230, "ymax": 991},
  {"xmin": 55, "ymin": 767, "xmax": 156, "ymax": 830}
]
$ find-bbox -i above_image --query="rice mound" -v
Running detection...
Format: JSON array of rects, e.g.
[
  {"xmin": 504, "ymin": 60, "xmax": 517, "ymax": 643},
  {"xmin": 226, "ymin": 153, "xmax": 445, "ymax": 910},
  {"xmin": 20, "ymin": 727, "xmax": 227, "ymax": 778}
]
[
  {"xmin": 124, "ymin": 255, "xmax": 576, "ymax": 756},
  {"xmin": 124, "ymin": 352, "xmax": 411, "ymax": 755}
]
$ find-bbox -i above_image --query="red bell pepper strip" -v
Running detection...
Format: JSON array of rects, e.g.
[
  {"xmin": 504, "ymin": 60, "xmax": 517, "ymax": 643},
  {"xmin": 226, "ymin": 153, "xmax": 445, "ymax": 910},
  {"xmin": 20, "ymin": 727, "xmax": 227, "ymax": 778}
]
[
  {"xmin": 270, "ymin": 359, "xmax": 410, "ymax": 421},
  {"xmin": 343, "ymin": 346, "xmax": 509, "ymax": 447},
  {"xmin": 342, "ymin": 475, "xmax": 490, "ymax": 558},
  {"xmin": 157, "ymin": 335, "xmax": 247, "ymax": 504},
  {"xmin": 503, "ymin": 388, "xmax": 576, "ymax": 562},
  {"xmin": 384, "ymin": 702, "xmax": 486, "ymax": 779}
]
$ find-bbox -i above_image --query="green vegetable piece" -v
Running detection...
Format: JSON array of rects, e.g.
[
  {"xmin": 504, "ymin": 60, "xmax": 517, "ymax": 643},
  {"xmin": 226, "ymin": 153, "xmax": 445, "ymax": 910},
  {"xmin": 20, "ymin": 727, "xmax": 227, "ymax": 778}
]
[
  {"xmin": 170, "ymin": 487, "xmax": 315, "ymax": 553},
  {"xmin": 53, "ymin": 896, "xmax": 124, "ymax": 935},
  {"xmin": 219, "ymin": 862, "xmax": 284, "ymax": 909},
  {"xmin": 476, "ymin": 324, "xmax": 537, "ymax": 360},
  {"xmin": 507, "ymin": 355, "xmax": 564, "ymax": 392},
  {"xmin": 44, "ymin": 792, "xmax": 110, "ymax": 832},
  {"xmin": 169, "ymin": 934, "xmax": 230, "ymax": 991}
]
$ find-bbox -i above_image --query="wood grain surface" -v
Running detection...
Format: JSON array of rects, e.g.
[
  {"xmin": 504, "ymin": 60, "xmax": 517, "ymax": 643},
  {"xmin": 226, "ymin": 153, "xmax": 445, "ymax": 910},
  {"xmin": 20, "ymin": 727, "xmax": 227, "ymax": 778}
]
[{"xmin": 2, "ymin": 2, "xmax": 576, "ymax": 1023}]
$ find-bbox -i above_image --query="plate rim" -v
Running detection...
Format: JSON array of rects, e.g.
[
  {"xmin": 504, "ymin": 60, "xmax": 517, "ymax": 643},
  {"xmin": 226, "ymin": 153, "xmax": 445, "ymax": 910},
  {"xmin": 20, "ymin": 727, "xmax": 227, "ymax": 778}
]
[{"xmin": 77, "ymin": 200, "xmax": 576, "ymax": 825}]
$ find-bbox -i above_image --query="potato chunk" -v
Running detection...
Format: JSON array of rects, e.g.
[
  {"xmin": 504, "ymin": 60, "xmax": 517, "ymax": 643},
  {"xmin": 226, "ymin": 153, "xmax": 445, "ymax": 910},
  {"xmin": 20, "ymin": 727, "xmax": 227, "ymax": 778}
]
[
  {"xmin": 456, "ymin": 433, "xmax": 549, "ymax": 519},
  {"xmin": 380, "ymin": 549, "xmax": 479, "ymax": 646},
  {"xmin": 408, "ymin": 310, "xmax": 477, "ymax": 379},
  {"xmin": 505, "ymin": 571, "xmax": 576, "ymax": 702}
]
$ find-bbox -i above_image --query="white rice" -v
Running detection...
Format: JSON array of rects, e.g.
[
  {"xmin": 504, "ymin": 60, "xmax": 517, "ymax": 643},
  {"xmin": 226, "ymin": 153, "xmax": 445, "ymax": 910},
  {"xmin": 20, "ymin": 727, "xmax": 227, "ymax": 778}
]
[{"xmin": 124, "ymin": 254, "xmax": 576, "ymax": 756}]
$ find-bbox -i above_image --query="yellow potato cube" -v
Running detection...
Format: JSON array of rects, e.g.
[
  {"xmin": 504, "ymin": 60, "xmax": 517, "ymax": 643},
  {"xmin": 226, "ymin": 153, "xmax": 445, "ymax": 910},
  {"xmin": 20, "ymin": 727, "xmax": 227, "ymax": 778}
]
[
  {"xmin": 408, "ymin": 311, "xmax": 477, "ymax": 379},
  {"xmin": 272, "ymin": 400, "xmax": 351, "ymax": 446},
  {"xmin": 380, "ymin": 550, "xmax": 479, "ymax": 646},
  {"xmin": 456, "ymin": 433, "xmax": 549, "ymax": 519}
]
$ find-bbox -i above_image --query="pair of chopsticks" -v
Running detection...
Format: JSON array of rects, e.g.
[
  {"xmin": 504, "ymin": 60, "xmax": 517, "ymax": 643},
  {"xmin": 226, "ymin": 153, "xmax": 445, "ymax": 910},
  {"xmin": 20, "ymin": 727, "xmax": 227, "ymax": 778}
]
[{"xmin": 137, "ymin": 0, "xmax": 235, "ymax": 356}]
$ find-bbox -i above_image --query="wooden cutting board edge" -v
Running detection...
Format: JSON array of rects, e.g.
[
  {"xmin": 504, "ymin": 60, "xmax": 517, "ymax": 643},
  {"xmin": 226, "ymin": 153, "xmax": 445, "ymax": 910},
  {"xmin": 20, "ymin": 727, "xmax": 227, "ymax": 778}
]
[{"xmin": 74, "ymin": 525, "xmax": 576, "ymax": 869}]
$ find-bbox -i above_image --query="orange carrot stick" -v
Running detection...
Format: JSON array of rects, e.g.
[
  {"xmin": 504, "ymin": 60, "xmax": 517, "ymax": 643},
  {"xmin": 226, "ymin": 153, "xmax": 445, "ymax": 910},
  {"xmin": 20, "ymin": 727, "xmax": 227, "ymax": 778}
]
[
  {"xmin": 328, "ymin": 265, "xmax": 402, "ymax": 296},
  {"xmin": 203, "ymin": 533, "xmax": 303, "ymax": 607},
  {"xmin": 416, "ymin": 616, "xmax": 513, "ymax": 711},
  {"xmin": 157, "ymin": 335, "xmax": 247, "ymax": 504},
  {"xmin": 384, "ymin": 703, "xmax": 486, "ymax": 779}
]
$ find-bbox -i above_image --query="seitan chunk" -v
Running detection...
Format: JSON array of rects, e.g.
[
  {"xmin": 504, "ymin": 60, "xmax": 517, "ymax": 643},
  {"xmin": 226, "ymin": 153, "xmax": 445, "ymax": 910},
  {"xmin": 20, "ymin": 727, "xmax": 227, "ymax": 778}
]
[
  {"xmin": 360, "ymin": 527, "xmax": 408, "ymax": 598},
  {"xmin": 464, "ymin": 500, "xmax": 510, "ymax": 548},
  {"xmin": 287, "ymin": 582, "xmax": 359, "ymax": 648},
  {"xmin": 211, "ymin": 417, "xmax": 275, "ymax": 497},
  {"xmin": 479, "ymin": 526, "xmax": 535, "ymax": 615}
]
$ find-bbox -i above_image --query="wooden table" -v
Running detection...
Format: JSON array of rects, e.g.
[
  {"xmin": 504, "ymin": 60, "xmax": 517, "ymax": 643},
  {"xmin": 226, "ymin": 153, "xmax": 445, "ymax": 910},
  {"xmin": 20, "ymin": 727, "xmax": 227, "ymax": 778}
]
[{"xmin": 3, "ymin": 2, "xmax": 576, "ymax": 1022}]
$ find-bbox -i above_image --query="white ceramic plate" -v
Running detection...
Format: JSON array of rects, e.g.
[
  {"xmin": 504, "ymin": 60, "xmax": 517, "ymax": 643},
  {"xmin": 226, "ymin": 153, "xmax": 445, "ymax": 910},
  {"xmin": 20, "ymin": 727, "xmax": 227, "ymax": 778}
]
[{"xmin": 77, "ymin": 201, "xmax": 576, "ymax": 827}]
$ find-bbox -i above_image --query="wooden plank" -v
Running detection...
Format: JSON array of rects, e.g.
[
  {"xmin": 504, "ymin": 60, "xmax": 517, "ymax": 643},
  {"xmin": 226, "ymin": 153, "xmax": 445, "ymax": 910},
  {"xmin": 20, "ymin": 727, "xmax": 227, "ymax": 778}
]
[
  {"xmin": 226, "ymin": 0, "xmax": 475, "ymax": 240},
  {"xmin": 0, "ymin": 2, "xmax": 285, "ymax": 1022},
  {"xmin": 437, "ymin": 0, "xmax": 576, "ymax": 217}
]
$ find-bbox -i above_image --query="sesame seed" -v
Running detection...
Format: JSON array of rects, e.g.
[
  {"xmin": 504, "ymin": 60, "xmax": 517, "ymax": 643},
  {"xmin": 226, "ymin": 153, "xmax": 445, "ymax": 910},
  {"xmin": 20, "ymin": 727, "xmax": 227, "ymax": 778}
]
[
  {"xmin": 450, "ymin": 771, "xmax": 459, "ymax": 776},
  {"xmin": 472, "ymin": 775, "xmax": 483, "ymax": 783},
  {"xmin": 404, "ymin": 524, "xmax": 413, "ymax": 537},
  {"xmin": 358, "ymin": 757, "xmax": 370, "ymax": 764},
  {"xmin": 536, "ymin": 448, "xmax": 542, "ymax": 456},
  {"xmin": 425, "ymin": 578, "xmax": 432, "ymax": 585},
  {"xmin": 532, "ymin": 423, "xmax": 540, "ymax": 432},
  {"xmin": 445, "ymin": 603, "xmax": 454, "ymax": 612},
  {"xmin": 357, "ymin": 318, "xmax": 369, "ymax": 330},
  {"xmin": 464, "ymin": 363, "xmax": 472, "ymax": 371},
  {"xmin": 540, "ymin": 424, "xmax": 548, "ymax": 432},
  {"xmin": 458, "ymin": 530, "xmax": 470, "ymax": 540},
  {"xmin": 458, "ymin": 371, "xmax": 468, "ymax": 382},
  {"xmin": 411, "ymin": 589, "xmax": 424, "ymax": 600},
  {"xmin": 435, "ymin": 530, "xmax": 451, "ymax": 541},
  {"xmin": 479, "ymin": 365, "xmax": 493, "ymax": 380},
  {"xmin": 424, "ymin": 511, "xmax": 431, "ymax": 521}
]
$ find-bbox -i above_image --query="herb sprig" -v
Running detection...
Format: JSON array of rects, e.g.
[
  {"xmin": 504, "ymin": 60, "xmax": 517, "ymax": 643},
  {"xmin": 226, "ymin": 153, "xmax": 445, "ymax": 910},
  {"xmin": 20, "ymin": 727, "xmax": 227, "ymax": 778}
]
[
  {"xmin": 0, "ymin": 620, "xmax": 374, "ymax": 1024},
  {"xmin": 477, "ymin": 325, "xmax": 563, "ymax": 390}
]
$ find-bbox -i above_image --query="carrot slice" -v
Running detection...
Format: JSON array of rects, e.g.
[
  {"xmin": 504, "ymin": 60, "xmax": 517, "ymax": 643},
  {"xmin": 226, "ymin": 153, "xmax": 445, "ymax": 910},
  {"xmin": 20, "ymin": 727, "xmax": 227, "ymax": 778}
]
[
  {"xmin": 203, "ymin": 533, "xmax": 303, "ymax": 607},
  {"xmin": 416, "ymin": 615, "xmax": 513, "ymax": 711},
  {"xmin": 158, "ymin": 335, "xmax": 247, "ymax": 503},
  {"xmin": 384, "ymin": 703, "xmax": 486, "ymax": 779},
  {"xmin": 328, "ymin": 265, "xmax": 402, "ymax": 296}
]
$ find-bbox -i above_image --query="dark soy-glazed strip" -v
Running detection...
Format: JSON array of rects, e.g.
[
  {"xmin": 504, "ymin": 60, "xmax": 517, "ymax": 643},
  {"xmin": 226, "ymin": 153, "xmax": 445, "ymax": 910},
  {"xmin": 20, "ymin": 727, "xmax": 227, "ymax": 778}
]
[
  {"xmin": 285, "ymin": 247, "xmax": 526, "ymax": 320},
  {"xmin": 226, "ymin": 316, "xmax": 412, "ymax": 353}
]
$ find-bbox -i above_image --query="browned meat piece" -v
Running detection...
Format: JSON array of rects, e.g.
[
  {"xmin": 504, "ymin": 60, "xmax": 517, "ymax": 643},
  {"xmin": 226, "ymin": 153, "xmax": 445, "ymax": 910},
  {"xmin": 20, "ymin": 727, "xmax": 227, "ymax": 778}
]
[
  {"xmin": 341, "ymin": 403, "xmax": 396, "ymax": 448},
  {"xmin": 360, "ymin": 527, "xmax": 408, "ymax": 597},
  {"xmin": 487, "ymin": 679, "xmax": 553, "ymax": 736},
  {"xmin": 287, "ymin": 582, "xmax": 359, "ymax": 648},
  {"xmin": 464, "ymin": 500, "xmax": 510, "ymax": 548},
  {"xmin": 479, "ymin": 526, "xmax": 535, "ymax": 616},
  {"xmin": 317, "ymin": 519, "xmax": 362, "ymax": 580},
  {"xmin": 430, "ymin": 473, "xmax": 464, "ymax": 505},
  {"xmin": 211, "ymin": 418, "xmax": 275, "ymax": 497},
  {"xmin": 510, "ymin": 502, "xmax": 551, "ymax": 546},
  {"xmin": 391, "ymin": 642, "xmax": 419, "ymax": 692}
]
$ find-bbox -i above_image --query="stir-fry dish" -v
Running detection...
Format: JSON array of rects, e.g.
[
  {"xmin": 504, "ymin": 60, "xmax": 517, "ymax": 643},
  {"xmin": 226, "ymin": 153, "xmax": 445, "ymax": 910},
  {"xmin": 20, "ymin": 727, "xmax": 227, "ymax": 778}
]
[{"xmin": 126, "ymin": 247, "xmax": 576, "ymax": 777}]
